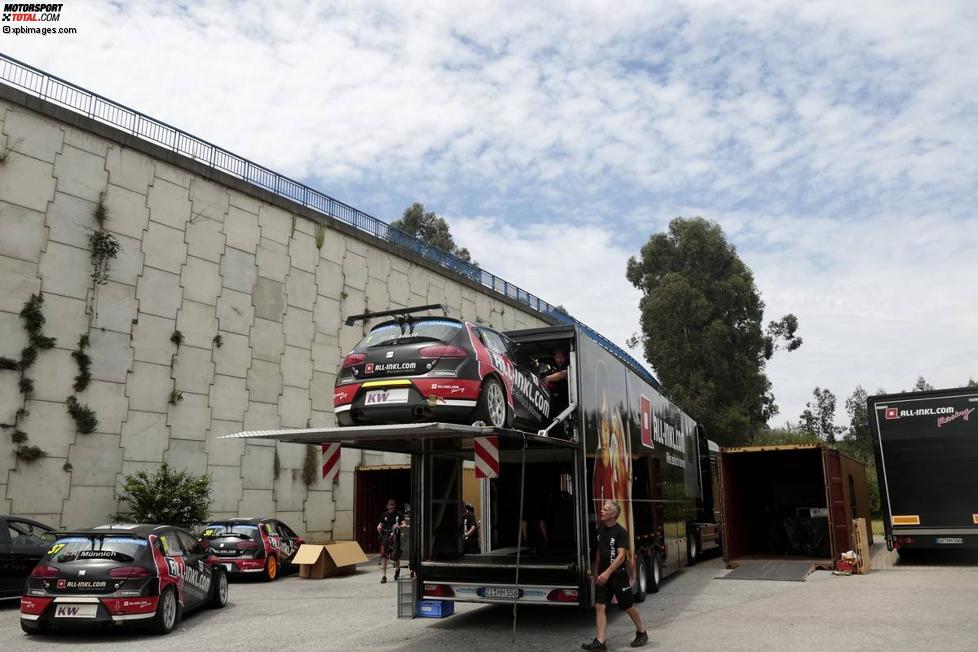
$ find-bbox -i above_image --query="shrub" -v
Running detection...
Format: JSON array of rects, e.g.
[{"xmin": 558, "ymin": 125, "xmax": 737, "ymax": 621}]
[
  {"xmin": 15, "ymin": 445, "xmax": 45, "ymax": 462},
  {"xmin": 65, "ymin": 395, "xmax": 98, "ymax": 434},
  {"xmin": 114, "ymin": 462, "xmax": 211, "ymax": 529}
]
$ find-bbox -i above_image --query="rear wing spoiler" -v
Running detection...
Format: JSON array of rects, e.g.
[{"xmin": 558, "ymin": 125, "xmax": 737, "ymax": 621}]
[{"xmin": 344, "ymin": 304, "xmax": 448, "ymax": 326}]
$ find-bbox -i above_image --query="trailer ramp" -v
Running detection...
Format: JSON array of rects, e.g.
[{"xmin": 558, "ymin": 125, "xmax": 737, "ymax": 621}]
[{"xmin": 717, "ymin": 560, "xmax": 817, "ymax": 582}]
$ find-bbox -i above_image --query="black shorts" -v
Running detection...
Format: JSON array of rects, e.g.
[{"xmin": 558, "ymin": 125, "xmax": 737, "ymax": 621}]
[{"xmin": 594, "ymin": 574, "xmax": 633, "ymax": 611}]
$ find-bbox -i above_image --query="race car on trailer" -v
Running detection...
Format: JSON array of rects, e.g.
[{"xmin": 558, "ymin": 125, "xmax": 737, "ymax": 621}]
[
  {"xmin": 20, "ymin": 524, "xmax": 228, "ymax": 635},
  {"xmin": 199, "ymin": 517, "xmax": 304, "ymax": 580}
]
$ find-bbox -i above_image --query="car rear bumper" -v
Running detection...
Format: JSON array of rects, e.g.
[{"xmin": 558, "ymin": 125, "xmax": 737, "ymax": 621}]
[
  {"xmin": 21, "ymin": 595, "xmax": 159, "ymax": 628},
  {"xmin": 209, "ymin": 556, "xmax": 267, "ymax": 573},
  {"xmin": 337, "ymin": 402, "xmax": 476, "ymax": 427}
]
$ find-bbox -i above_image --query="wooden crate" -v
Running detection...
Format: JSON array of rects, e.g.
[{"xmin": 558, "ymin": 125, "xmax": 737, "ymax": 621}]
[{"xmin": 852, "ymin": 518, "xmax": 871, "ymax": 574}]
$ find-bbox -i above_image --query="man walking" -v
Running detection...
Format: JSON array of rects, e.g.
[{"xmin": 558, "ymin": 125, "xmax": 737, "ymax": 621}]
[
  {"xmin": 582, "ymin": 500, "xmax": 649, "ymax": 650},
  {"xmin": 377, "ymin": 499, "xmax": 402, "ymax": 583}
]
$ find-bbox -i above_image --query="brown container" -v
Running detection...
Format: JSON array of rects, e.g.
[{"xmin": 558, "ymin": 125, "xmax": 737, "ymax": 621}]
[
  {"xmin": 719, "ymin": 444, "xmax": 872, "ymax": 569},
  {"xmin": 294, "ymin": 541, "xmax": 369, "ymax": 579}
]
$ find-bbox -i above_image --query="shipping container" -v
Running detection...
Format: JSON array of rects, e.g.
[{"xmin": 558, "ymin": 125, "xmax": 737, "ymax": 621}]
[{"xmin": 719, "ymin": 444, "xmax": 872, "ymax": 570}]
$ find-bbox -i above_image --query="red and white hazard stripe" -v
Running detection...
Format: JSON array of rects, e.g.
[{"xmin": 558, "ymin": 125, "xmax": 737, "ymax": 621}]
[
  {"xmin": 474, "ymin": 436, "xmax": 499, "ymax": 479},
  {"xmin": 321, "ymin": 443, "xmax": 341, "ymax": 482}
]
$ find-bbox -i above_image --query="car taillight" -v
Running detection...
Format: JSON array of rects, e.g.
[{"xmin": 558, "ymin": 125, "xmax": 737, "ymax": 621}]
[
  {"xmin": 109, "ymin": 566, "xmax": 151, "ymax": 579},
  {"xmin": 342, "ymin": 353, "xmax": 366, "ymax": 367},
  {"xmin": 419, "ymin": 345, "xmax": 467, "ymax": 358},
  {"xmin": 423, "ymin": 584, "xmax": 455, "ymax": 597},
  {"xmin": 31, "ymin": 565, "xmax": 59, "ymax": 578},
  {"xmin": 237, "ymin": 541, "xmax": 261, "ymax": 549},
  {"xmin": 547, "ymin": 588, "xmax": 579, "ymax": 603}
]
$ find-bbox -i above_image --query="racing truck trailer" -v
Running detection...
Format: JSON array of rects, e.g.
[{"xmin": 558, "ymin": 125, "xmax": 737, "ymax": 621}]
[
  {"xmin": 225, "ymin": 312, "xmax": 717, "ymax": 609},
  {"xmin": 869, "ymin": 386, "xmax": 978, "ymax": 553}
]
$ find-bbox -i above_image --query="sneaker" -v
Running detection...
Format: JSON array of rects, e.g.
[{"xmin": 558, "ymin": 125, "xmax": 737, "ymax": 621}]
[
  {"xmin": 380, "ymin": 576, "xmax": 387, "ymax": 584},
  {"xmin": 581, "ymin": 639, "xmax": 607, "ymax": 651},
  {"xmin": 393, "ymin": 569, "xmax": 400, "ymax": 581},
  {"xmin": 631, "ymin": 631, "xmax": 649, "ymax": 647}
]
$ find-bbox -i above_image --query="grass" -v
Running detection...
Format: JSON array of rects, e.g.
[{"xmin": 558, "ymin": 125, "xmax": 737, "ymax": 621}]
[{"xmin": 871, "ymin": 518, "xmax": 885, "ymax": 537}]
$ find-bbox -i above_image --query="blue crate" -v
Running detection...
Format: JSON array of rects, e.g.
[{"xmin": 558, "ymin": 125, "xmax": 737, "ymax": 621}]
[{"xmin": 416, "ymin": 599, "xmax": 454, "ymax": 618}]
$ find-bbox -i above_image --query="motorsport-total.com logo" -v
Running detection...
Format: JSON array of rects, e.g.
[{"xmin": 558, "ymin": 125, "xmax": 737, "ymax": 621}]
[{"xmin": 2, "ymin": 3, "xmax": 63, "ymax": 22}]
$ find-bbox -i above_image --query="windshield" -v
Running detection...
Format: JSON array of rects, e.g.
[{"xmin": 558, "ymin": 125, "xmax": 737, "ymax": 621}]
[
  {"xmin": 45, "ymin": 536, "xmax": 149, "ymax": 563},
  {"xmin": 201, "ymin": 524, "xmax": 260, "ymax": 539},
  {"xmin": 353, "ymin": 319, "xmax": 463, "ymax": 352}
]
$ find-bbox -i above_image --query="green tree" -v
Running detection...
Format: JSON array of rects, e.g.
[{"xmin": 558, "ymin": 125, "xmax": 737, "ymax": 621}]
[
  {"xmin": 842, "ymin": 385, "xmax": 873, "ymax": 458},
  {"xmin": 626, "ymin": 217, "xmax": 801, "ymax": 445},
  {"xmin": 750, "ymin": 424, "xmax": 820, "ymax": 447},
  {"xmin": 967, "ymin": 378, "xmax": 977, "ymax": 388},
  {"xmin": 391, "ymin": 202, "xmax": 474, "ymax": 263},
  {"xmin": 911, "ymin": 376, "xmax": 934, "ymax": 392},
  {"xmin": 114, "ymin": 462, "xmax": 212, "ymax": 530},
  {"xmin": 799, "ymin": 387, "xmax": 844, "ymax": 442}
]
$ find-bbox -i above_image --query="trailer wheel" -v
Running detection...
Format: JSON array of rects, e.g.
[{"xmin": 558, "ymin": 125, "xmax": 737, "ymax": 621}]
[
  {"xmin": 686, "ymin": 528, "xmax": 699, "ymax": 566},
  {"xmin": 633, "ymin": 553, "xmax": 648, "ymax": 603},
  {"xmin": 475, "ymin": 377, "xmax": 509, "ymax": 428},
  {"xmin": 648, "ymin": 551, "xmax": 661, "ymax": 594}
]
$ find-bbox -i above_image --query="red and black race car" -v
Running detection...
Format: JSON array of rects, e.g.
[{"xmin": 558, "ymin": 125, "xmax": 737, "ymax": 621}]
[
  {"xmin": 199, "ymin": 518, "xmax": 303, "ymax": 581},
  {"xmin": 334, "ymin": 305, "xmax": 552, "ymax": 430},
  {"xmin": 20, "ymin": 524, "xmax": 228, "ymax": 636}
]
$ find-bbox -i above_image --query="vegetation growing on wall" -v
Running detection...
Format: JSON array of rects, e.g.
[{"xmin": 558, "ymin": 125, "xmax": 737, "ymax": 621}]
[
  {"xmin": 87, "ymin": 227, "xmax": 120, "ymax": 323},
  {"xmin": 114, "ymin": 462, "xmax": 212, "ymax": 529},
  {"xmin": 302, "ymin": 444, "xmax": 317, "ymax": 486}
]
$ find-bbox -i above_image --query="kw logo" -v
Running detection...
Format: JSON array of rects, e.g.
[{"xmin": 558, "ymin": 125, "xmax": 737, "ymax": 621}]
[
  {"xmin": 56, "ymin": 606, "xmax": 79, "ymax": 616},
  {"xmin": 365, "ymin": 390, "xmax": 391, "ymax": 404}
]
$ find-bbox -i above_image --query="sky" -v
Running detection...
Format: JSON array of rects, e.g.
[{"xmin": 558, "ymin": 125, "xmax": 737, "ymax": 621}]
[{"xmin": 4, "ymin": 0, "xmax": 977, "ymax": 428}]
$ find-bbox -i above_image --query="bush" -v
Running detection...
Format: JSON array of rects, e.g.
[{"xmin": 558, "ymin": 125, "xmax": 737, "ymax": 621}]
[{"xmin": 114, "ymin": 462, "xmax": 211, "ymax": 530}]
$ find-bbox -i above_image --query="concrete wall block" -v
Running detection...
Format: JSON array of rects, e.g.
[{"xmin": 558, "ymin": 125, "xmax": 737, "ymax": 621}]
[
  {"xmin": 275, "ymin": 441, "xmax": 307, "ymax": 468},
  {"xmin": 246, "ymin": 359, "xmax": 282, "ymax": 404},
  {"xmin": 0, "ymin": 256, "xmax": 40, "ymax": 313},
  {"xmin": 189, "ymin": 178, "xmax": 229, "ymax": 223},
  {"xmin": 282, "ymin": 346, "xmax": 313, "ymax": 389},
  {"xmin": 0, "ymin": 310, "xmax": 28, "ymax": 360},
  {"xmin": 340, "ymin": 448, "xmax": 362, "ymax": 472},
  {"xmin": 256, "ymin": 237, "xmax": 289, "ymax": 282},
  {"xmin": 283, "ymin": 308, "xmax": 314, "ymax": 349},
  {"xmin": 278, "ymin": 386, "xmax": 311, "ymax": 429},
  {"xmin": 63, "ymin": 128, "xmax": 110, "ymax": 158},
  {"xmin": 239, "ymin": 489, "xmax": 274, "ymax": 517},
  {"xmin": 220, "ymin": 248, "xmax": 257, "ymax": 294},
  {"xmin": 240, "ymin": 403, "xmax": 279, "ymax": 443},
  {"xmin": 106, "ymin": 146, "xmax": 155, "ymax": 194},
  {"xmin": 365, "ymin": 248, "xmax": 391, "ymax": 281},
  {"xmin": 142, "ymin": 221, "xmax": 187, "ymax": 274},
  {"xmin": 82, "ymin": 380, "xmax": 129, "ymax": 435},
  {"xmin": 54, "ymin": 144, "xmax": 107, "ymax": 203},
  {"xmin": 206, "ymin": 418, "xmax": 245, "ymax": 465},
  {"xmin": 167, "ymin": 391, "xmax": 210, "ymax": 440},
  {"xmin": 173, "ymin": 345, "xmax": 215, "ymax": 395},
  {"xmin": 136, "ymin": 267, "xmax": 183, "ymax": 319},
  {"xmin": 312, "ymin": 334, "xmax": 341, "ymax": 374},
  {"xmin": 147, "ymin": 178, "xmax": 191, "ymax": 230},
  {"xmin": 153, "ymin": 161, "xmax": 191, "ymax": 188},
  {"xmin": 19, "ymin": 399, "xmax": 73, "ymax": 458},
  {"xmin": 313, "ymin": 296, "xmax": 341, "ymax": 335},
  {"xmin": 225, "ymin": 205, "xmax": 260, "ymax": 254},
  {"xmin": 8, "ymin": 457, "xmax": 70, "ymax": 515},
  {"xmin": 209, "ymin": 375, "xmax": 248, "ymax": 421},
  {"xmin": 343, "ymin": 253, "xmax": 367, "ymax": 290},
  {"xmin": 475, "ymin": 294, "xmax": 492, "ymax": 323},
  {"xmin": 341, "ymin": 287, "xmax": 365, "ymax": 319},
  {"xmin": 273, "ymin": 474, "xmax": 306, "ymax": 513},
  {"xmin": 43, "ymin": 191, "xmax": 93, "ymax": 250},
  {"xmin": 308, "ymin": 409, "xmax": 336, "ymax": 429},
  {"xmin": 87, "ymin": 329, "xmax": 132, "ymax": 384},
  {"xmin": 444, "ymin": 283, "xmax": 463, "ymax": 312},
  {"xmin": 120, "ymin": 410, "xmax": 169, "ymax": 462},
  {"xmin": 228, "ymin": 190, "xmax": 260, "ymax": 215},
  {"xmin": 67, "ymin": 432, "xmax": 123, "ymax": 486},
  {"xmin": 253, "ymin": 277, "xmax": 285, "ymax": 322},
  {"xmin": 215, "ymin": 287, "xmax": 254, "ymax": 336},
  {"xmin": 289, "ymin": 232, "xmax": 318, "ymax": 273},
  {"xmin": 241, "ymin": 444, "xmax": 275, "ymax": 489},
  {"xmin": 4, "ymin": 108, "xmax": 64, "ymax": 162},
  {"xmin": 250, "ymin": 317, "xmax": 284, "ymax": 363},
  {"xmin": 460, "ymin": 297, "xmax": 477, "ymax": 322},
  {"xmin": 426, "ymin": 283, "xmax": 446, "ymax": 306},
  {"xmin": 0, "ymin": 202, "xmax": 45, "ymax": 263},
  {"xmin": 320, "ymin": 232, "xmax": 344, "ymax": 264},
  {"xmin": 309, "ymin": 371, "xmax": 335, "ymax": 412},
  {"xmin": 213, "ymin": 331, "xmax": 249, "ymax": 378},
  {"xmin": 0, "ymin": 372, "xmax": 20, "ymax": 426},
  {"xmin": 38, "ymin": 241, "xmax": 90, "ymax": 300},
  {"xmin": 26, "ymin": 348, "xmax": 74, "ymax": 403},
  {"xmin": 186, "ymin": 217, "xmax": 225, "ymax": 264},
  {"xmin": 304, "ymin": 490, "xmax": 335, "ymax": 532},
  {"xmin": 388, "ymin": 271, "xmax": 410, "ymax": 306},
  {"xmin": 92, "ymin": 280, "xmax": 138, "ymax": 333},
  {"xmin": 165, "ymin": 438, "xmax": 207, "ymax": 476},
  {"xmin": 381, "ymin": 452, "xmax": 410, "ymax": 466},
  {"xmin": 0, "ymin": 151, "xmax": 56, "ymax": 212},
  {"xmin": 315, "ymin": 260, "xmax": 343, "ymax": 301},
  {"xmin": 176, "ymin": 299, "xmax": 219, "ymax": 349},
  {"xmin": 180, "ymin": 256, "xmax": 221, "ymax": 306},
  {"xmin": 365, "ymin": 277, "xmax": 390, "ymax": 311},
  {"xmin": 125, "ymin": 362, "xmax": 171, "ymax": 413},
  {"xmin": 207, "ymin": 464, "xmax": 244, "ymax": 513},
  {"xmin": 343, "ymin": 236, "xmax": 368, "ymax": 258},
  {"xmin": 62, "ymin": 485, "xmax": 116, "ymax": 530},
  {"xmin": 257, "ymin": 204, "xmax": 292, "ymax": 245},
  {"xmin": 332, "ymin": 508, "xmax": 353, "ymax": 540},
  {"xmin": 361, "ymin": 452, "xmax": 384, "ymax": 467},
  {"xmin": 132, "ymin": 313, "xmax": 176, "ymax": 365},
  {"xmin": 102, "ymin": 183, "xmax": 150, "ymax": 241},
  {"xmin": 286, "ymin": 269, "xmax": 316, "ymax": 313}
]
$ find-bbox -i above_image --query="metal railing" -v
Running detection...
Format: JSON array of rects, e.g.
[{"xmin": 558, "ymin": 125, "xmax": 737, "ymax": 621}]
[{"xmin": 0, "ymin": 53, "xmax": 659, "ymax": 388}]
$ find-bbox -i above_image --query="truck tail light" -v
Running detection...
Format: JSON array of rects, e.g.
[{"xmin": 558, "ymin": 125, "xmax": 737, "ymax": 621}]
[
  {"xmin": 419, "ymin": 345, "xmax": 467, "ymax": 358},
  {"xmin": 895, "ymin": 536, "xmax": 916, "ymax": 548},
  {"xmin": 31, "ymin": 565, "xmax": 59, "ymax": 578},
  {"xmin": 546, "ymin": 588, "xmax": 579, "ymax": 603},
  {"xmin": 109, "ymin": 566, "xmax": 151, "ymax": 579},
  {"xmin": 342, "ymin": 353, "xmax": 366, "ymax": 368},
  {"xmin": 423, "ymin": 584, "xmax": 455, "ymax": 598}
]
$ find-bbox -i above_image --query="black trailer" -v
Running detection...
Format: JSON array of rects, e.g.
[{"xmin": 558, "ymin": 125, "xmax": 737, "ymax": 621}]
[
  {"xmin": 225, "ymin": 323, "xmax": 717, "ymax": 608},
  {"xmin": 869, "ymin": 386, "xmax": 978, "ymax": 552}
]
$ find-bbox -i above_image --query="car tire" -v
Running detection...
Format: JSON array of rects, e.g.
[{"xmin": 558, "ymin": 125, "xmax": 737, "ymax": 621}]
[
  {"xmin": 150, "ymin": 586, "xmax": 180, "ymax": 635},
  {"xmin": 686, "ymin": 528, "xmax": 699, "ymax": 566},
  {"xmin": 475, "ymin": 377, "xmax": 509, "ymax": 428},
  {"xmin": 263, "ymin": 555, "xmax": 279, "ymax": 582},
  {"xmin": 633, "ymin": 553, "xmax": 648, "ymax": 603},
  {"xmin": 648, "ymin": 550, "xmax": 662, "ymax": 594},
  {"xmin": 210, "ymin": 568, "xmax": 229, "ymax": 608}
]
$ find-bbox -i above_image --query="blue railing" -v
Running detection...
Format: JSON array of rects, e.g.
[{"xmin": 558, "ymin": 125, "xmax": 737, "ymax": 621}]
[{"xmin": 0, "ymin": 53, "xmax": 659, "ymax": 388}]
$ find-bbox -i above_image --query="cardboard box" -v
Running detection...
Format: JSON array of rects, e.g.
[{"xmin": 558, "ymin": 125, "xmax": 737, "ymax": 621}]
[
  {"xmin": 417, "ymin": 599, "xmax": 454, "ymax": 618},
  {"xmin": 293, "ymin": 541, "xmax": 369, "ymax": 579}
]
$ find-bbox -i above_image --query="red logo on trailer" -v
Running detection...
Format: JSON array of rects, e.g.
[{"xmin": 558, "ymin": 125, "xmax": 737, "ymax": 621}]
[
  {"xmin": 321, "ymin": 443, "xmax": 341, "ymax": 482},
  {"xmin": 474, "ymin": 436, "xmax": 500, "ymax": 479},
  {"xmin": 884, "ymin": 407, "xmax": 899, "ymax": 420},
  {"xmin": 640, "ymin": 395, "xmax": 653, "ymax": 448}
]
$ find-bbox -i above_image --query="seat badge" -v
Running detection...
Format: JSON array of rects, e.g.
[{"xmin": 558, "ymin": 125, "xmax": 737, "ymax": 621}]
[
  {"xmin": 386, "ymin": 351, "xmax": 394, "ymax": 358},
  {"xmin": 78, "ymin": 569, "xmax": 86, "ymax": 576}
]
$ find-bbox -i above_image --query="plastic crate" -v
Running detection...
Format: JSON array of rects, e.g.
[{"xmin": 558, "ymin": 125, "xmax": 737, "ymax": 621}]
[
  {"xmin": 397, "ymin": 576, "xmax": 415, "ymax": 619},
  {"xmin": 416, "ymin": 599, "xmax": 454, "ymax": 618}
]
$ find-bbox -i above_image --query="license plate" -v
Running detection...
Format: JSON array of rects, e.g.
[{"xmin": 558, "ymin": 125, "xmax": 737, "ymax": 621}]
[
  {"xmin": 935, "ymin": 537, "xmax": 964, "ymax": 545},
  {"xmin": 478, "ymin": 587, "xmax": 521, "ymax": 599},
  {"xmin": 55, "ymin": 603, "xmax": 97, "ymax": 618},
  {"xmin": 364, "ymin": 388, "xmax": 410, "ymax": 405}
]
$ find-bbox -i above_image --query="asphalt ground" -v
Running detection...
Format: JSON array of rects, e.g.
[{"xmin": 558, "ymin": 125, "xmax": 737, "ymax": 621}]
[{"xmin": 2, "ymin": 545, "xmax": 977, "ymax": 651}]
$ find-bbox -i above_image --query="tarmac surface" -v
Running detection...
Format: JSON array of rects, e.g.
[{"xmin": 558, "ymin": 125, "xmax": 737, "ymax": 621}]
[{"xmin": 1, "ymin": 545, "xmax": 977, "ymax": 651}]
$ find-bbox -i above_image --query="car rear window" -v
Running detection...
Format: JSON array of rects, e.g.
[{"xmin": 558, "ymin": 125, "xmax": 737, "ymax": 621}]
[
  {"xmin": 45, "ymin": 536, "xmax": 149, "ymax": 563},
  {"xmin": 353, "ymin": 319, "xmax": 463, "ymax": 352},
  {"xmin": 201, "ymin": 524, "xmax": 260, "ymax": 539}
]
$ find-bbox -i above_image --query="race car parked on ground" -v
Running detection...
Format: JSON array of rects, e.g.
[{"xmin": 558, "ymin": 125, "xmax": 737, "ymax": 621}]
[
  {"xmin": 199, "ymin": 518, "xmax": 303, "ymax": 581},
  {"xmin": 20, "ymin": 524, "xmax": 228, "ymax": 635},
  {"xmin": 335, "ymin": 307, "xmax": 552, "ymax": 430},
  {"xmin": 1, "ymin": 516, "xmax": 58, "ymax": 601}
]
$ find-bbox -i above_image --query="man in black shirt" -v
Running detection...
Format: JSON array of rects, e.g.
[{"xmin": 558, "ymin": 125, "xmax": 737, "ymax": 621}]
[
  {"xmin": 461, "ymin": 502, "xmax": 480, "ymax": 553},
  {"xmin": 582, "ymin": 499, "xmax": 648, "ymax": 650},
  {"xmin": 377, "ymin": 499, "xmax": 402, "ymax": 583}
]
